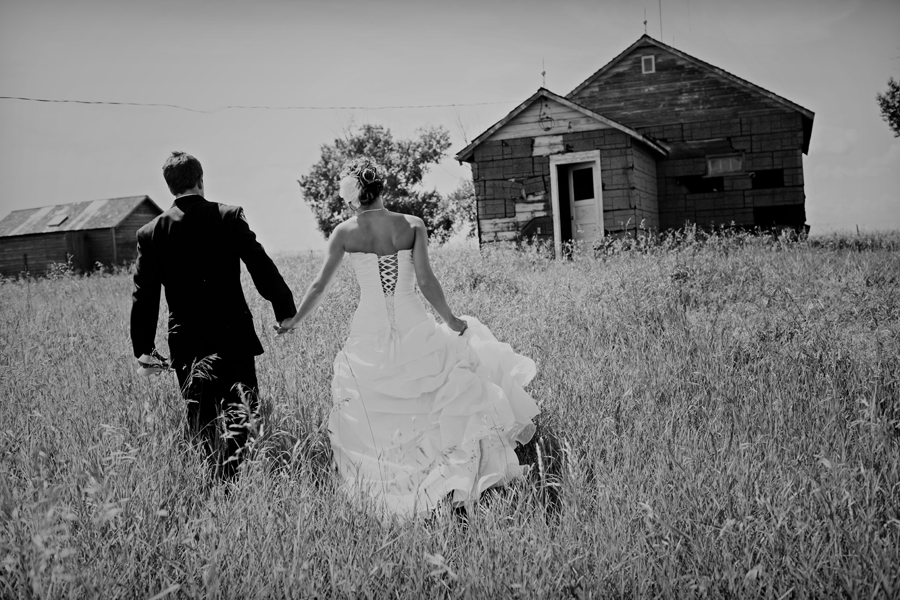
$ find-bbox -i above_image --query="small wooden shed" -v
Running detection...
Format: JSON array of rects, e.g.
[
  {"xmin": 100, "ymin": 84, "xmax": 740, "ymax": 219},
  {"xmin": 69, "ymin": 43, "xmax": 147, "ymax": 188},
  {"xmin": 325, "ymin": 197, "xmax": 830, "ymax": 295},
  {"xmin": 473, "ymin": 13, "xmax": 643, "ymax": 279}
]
[
  {"xmin": 456, "ymin": 88, "xmax": 668, "ymax": 258},
  {"xmin": 0, "ymin": 195, "xmax": 162, "ymax": 276},
  {"xmin": 456, "ymin": 35, "xmax": 815, "ymax": 257}
]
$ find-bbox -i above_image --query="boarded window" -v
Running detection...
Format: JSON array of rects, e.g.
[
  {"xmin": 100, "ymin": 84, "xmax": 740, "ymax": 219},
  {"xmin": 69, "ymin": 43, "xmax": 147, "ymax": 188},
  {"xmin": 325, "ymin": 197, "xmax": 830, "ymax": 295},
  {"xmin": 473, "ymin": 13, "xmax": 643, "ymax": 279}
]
[
  {"xmin": 751, "ymin": 169, "xmax": 785, "ymax": 190},
  {"xmin": 571, "ymin": 167, "xmax": 594, "ymax": 200},
  {"xmin": 754, "ymin": 204, "xmax": 805, "ymax": 229},
  {"xmin": 533, "ymin": 135, "xmax": 564, "ymax": 157},
  {"xmin": 707, "ymin": 155, "xmax": 743, "ymax": 175},
  {"xmin": 677, "ymin": 175, "xmax": 723, "ymax": 194},
  {"xmin": 641, "ymin": 55, "xmax": 655, "ymax": 74}
]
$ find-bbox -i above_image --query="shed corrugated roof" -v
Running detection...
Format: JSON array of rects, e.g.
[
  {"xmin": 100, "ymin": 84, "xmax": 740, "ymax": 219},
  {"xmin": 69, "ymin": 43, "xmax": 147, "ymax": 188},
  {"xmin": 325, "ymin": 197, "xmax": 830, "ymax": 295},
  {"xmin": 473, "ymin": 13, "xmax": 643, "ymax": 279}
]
[{"xmin": 0, "ymin": 195, "xmax": 162, "ymax": 237}]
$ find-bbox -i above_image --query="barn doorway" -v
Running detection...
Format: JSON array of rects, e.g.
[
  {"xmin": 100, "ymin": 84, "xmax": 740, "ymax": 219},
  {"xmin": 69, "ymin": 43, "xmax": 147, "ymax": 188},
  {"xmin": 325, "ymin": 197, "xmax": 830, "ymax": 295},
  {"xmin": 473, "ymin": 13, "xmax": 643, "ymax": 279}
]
[
  {"xmin": 64, "ymin": 231, "xmax": 91, "ymax": 272},
  {"xmin": 549, "ymin": 150, "xmax": 604, "ymax": 258}
]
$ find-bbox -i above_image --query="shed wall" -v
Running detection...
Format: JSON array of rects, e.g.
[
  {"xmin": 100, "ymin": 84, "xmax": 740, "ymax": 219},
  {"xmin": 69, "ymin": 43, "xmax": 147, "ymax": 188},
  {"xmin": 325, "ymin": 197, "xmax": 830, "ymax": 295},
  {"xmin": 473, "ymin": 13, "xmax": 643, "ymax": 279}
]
[
  {"xmin": 569, "ymin": 44, "xmax": 796, "ymax": 129},
  {"xmin": 0, "ymin": 233, "xmax": 68, "ymax": 276},
  {"xmin": 473, "ymin": 128, "xmax": 647, "ymax": 242},
  {"xmin": 83, "ymin": 229, "xmax": 114, "ymax": 267},
  {"xmin": 631, "ymin": 142, "xmax": 659, "ymax": 230},
  {"xmin": 114, "ymin": 200, "xmax": 161, "ymax": 264},
  {"xmin": 654, "ymin": 112, "xmax": 805, "ymax": 229},
  {"xmin": 490, "ymin": 99, "xmax": 613, "ymax": 141},
  {"xmin": 570, "ymin": 42, "xmax": 809, "ymax": 230}
]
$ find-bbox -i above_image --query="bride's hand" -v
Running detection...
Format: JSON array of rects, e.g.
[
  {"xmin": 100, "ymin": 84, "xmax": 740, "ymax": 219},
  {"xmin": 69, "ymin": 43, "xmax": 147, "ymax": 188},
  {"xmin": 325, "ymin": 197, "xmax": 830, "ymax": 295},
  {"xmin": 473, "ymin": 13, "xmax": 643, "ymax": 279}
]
[
  {"xmin": 274, "ymin": 318, "xmax": 295, "ymax": 336},
  {"xmin": 448, "ymin": 316, "xmax": 468, "ymax": 336}
]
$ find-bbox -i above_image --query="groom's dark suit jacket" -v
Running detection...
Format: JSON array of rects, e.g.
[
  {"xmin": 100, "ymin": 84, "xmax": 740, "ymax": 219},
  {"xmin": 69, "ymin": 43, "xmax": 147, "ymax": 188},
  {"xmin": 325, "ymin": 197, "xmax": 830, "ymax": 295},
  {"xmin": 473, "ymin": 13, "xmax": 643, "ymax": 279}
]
[{"xmin": 130, "ymin": 195, "xmax": 296, "ymax": 368}]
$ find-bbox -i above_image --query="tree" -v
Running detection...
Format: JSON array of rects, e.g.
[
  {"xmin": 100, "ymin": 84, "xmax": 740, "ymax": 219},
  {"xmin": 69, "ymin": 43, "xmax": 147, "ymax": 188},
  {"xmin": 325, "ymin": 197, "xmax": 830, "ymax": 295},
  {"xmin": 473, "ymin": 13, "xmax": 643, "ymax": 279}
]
[
  {"xmin": 876, "ymin": 77, "xmax": 900, "ymax": 137},
  {"xmin": 298, "ymin": 124, "xmax": 453, "ymax": 239},
  {"xmin": 439, "ymin": 179, "xmax": 477, "ymax": 239}
]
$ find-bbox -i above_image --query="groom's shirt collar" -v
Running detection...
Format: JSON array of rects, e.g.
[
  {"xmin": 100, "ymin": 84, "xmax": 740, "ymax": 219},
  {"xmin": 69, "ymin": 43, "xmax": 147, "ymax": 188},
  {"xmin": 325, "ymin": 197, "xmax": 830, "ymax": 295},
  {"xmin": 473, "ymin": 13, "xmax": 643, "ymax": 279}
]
[{"xmin": 173, "ymin": 194, "xmax": 205, "ymax": 211}]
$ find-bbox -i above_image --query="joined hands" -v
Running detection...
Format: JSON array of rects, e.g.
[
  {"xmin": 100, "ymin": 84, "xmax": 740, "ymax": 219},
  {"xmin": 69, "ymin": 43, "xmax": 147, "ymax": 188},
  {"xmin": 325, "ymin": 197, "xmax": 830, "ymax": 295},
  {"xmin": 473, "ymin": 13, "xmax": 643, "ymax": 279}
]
[{"xmin": 274, "ymin": 319, "xmax": 295, "ymax": 336}]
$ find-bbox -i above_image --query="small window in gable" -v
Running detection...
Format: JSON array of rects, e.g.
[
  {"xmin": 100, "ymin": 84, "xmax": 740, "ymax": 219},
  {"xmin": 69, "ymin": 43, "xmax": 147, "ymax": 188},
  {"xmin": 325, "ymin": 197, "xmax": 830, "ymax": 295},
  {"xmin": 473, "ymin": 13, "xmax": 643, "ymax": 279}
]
[
  {"xmin": 641, "ymin": 55, "xmax": 655, "ymax": 74},
  {"xmin": 707, "ymin": 154, "xmax": 744, "ymax": 176},
  {"xmin": 47, "ymin": 214, "xmax": 68, "ymax": 227}
]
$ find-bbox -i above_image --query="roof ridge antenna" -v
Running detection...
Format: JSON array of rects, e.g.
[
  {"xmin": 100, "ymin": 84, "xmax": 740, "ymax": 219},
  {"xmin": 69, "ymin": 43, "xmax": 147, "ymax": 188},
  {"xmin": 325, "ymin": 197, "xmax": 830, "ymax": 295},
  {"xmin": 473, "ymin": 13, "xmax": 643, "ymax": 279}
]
[
  {"xmin": 542, "ymin": 58, "xmax": 546, "ymax": 87},
  {"xmin": 644, "ymin": 8, "xmax": 647, "ymax": 35}
]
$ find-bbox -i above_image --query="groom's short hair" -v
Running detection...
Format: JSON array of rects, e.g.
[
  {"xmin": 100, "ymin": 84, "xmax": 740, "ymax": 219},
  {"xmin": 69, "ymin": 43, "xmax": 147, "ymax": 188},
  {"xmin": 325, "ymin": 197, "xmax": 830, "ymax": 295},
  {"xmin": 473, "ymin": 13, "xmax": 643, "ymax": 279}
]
[{"xmin": 163, "ymin": 151, "xmax": 203, "ymax": 195}]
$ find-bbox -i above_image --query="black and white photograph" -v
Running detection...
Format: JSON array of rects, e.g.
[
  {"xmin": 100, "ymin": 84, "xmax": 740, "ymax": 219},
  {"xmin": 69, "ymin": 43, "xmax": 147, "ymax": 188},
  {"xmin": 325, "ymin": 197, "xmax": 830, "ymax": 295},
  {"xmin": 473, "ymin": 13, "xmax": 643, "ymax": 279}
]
[{"xmin": 1, "ymin": 0, "xmax": 898, "ymax": 597}]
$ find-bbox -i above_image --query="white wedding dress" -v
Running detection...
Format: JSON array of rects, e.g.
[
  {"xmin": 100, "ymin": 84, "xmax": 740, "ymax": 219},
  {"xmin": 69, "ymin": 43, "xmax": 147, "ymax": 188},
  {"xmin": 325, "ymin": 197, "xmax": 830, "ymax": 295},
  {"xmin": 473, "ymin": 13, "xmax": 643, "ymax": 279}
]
[{"xmin": 329, "ymin": 249, "xmax": 539, "ymax": 517}]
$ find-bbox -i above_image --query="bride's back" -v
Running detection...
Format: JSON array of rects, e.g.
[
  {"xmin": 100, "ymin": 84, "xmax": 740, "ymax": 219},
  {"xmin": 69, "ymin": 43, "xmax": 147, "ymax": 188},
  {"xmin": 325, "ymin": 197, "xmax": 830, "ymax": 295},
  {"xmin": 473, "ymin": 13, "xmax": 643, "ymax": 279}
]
[{"xmin": 341, "ymin": 211, "xmax": 417, "ymax": 256}]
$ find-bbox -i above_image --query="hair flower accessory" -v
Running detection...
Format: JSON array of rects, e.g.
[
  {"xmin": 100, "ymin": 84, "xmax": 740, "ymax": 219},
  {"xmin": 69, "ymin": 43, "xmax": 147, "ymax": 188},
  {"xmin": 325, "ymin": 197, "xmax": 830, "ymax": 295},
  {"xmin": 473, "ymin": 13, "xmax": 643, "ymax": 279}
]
[
  {"xmin": 358, "ymin": 167, "xmax": 377, "ymax": 184},
  {"xmin": 339, "ymin": 175, "xmax": 361, "ymax": 210}
]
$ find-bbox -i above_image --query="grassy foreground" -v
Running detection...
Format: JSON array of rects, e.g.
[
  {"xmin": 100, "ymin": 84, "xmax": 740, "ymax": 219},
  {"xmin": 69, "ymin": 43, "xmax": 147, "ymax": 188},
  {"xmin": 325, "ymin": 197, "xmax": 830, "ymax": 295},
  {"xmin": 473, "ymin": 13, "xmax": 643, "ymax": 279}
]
[{"xmin": 1, "ymin": 231, "xmax": 899, "ymax": 598}]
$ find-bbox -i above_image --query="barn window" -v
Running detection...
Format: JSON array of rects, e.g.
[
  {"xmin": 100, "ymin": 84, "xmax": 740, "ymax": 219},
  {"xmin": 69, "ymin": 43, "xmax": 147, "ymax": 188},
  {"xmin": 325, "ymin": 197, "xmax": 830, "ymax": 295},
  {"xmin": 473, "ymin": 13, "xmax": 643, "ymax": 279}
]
[
  {"xmin": 47, "ymin": 214, "xmax": 68, "ymax": 227},
  {"xmin": 641, "ymin": 55, "xmax": 655, "ymax": 74},
  {"xmin": 707, "ymin": 154, "xmax": 744, "ymax": 176},
  {"xmin": 751, "ymin": 169, "xmax": 785, "ymax": 190},
  {"xmin": 677, "ymin": 175, "xmax": 723, "ymax": 194}
]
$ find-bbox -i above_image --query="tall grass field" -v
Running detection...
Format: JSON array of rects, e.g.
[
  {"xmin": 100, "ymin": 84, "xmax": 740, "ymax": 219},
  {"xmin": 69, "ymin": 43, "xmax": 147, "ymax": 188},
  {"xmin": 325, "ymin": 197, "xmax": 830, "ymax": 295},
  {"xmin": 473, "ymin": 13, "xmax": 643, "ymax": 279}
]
[{"xmin": 2, "ymin": 231, "xmax": 899, "ymax": 598}]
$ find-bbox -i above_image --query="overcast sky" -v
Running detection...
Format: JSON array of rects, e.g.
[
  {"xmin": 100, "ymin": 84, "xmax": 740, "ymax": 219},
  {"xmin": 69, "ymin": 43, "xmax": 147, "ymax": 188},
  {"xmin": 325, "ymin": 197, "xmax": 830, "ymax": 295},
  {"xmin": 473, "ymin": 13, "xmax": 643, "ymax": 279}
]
[{"xmin": 1, "ymin": 0, "xmax": 898, "ymax": 252}]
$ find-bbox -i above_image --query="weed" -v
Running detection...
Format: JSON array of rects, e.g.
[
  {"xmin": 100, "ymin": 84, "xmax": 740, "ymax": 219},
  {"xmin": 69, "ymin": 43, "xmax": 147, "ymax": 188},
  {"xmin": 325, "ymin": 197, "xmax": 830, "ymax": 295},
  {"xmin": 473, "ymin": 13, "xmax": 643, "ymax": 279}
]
[{"xmin": 1, "ymin": 232, "xmax": 898, "ymax": 597}]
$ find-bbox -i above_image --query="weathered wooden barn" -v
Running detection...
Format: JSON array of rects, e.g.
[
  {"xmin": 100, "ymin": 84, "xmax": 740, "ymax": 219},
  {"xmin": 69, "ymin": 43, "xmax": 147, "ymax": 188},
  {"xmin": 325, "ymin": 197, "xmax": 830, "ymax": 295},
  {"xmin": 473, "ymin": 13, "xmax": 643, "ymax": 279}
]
[
  {"xmin": 0, "ymin": 195, "xmax": 162, "ymax": 276},
  {"xmin": 455, "ymin": 35, "xmax": 815, "ymax": 257}
]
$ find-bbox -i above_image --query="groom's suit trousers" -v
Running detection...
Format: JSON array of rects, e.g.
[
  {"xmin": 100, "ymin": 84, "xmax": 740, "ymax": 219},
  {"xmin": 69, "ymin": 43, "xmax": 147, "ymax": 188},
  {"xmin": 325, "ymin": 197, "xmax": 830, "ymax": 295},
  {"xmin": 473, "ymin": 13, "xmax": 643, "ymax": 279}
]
[{"xmin": 175, "ymin": 354, "xmax": 258, "ymax": 480}]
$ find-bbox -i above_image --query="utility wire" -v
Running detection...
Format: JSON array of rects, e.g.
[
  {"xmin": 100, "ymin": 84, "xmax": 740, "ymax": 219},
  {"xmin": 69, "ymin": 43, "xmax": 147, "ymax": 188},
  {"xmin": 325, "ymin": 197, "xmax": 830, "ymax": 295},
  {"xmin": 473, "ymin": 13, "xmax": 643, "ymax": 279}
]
[
  {"xmin": 0, "ymin": 95, "xmax": 515, "ymax": 114},
  {"xmin": 693, "ymin": 0, "xmax": 785, "ymax": 92}
]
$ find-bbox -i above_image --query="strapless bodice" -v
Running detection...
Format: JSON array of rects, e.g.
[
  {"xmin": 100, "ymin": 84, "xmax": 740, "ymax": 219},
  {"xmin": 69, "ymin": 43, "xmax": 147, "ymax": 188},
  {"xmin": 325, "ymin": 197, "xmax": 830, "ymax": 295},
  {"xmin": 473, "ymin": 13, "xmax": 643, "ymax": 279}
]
[{"xmin": 348, "ymin": 249, "xmax": 428, "ymax": 356}]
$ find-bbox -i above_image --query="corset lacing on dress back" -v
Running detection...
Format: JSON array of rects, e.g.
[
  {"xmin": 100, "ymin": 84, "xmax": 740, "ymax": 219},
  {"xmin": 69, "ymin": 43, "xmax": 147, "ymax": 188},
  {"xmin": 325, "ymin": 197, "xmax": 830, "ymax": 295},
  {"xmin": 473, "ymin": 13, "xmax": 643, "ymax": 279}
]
[
  {"xmin": 377, "ymin": 253, "xmax": 399, "ymax": 295},
  {"xmin": 374, "ymin": 253, "xmax": 400, "ymax": 362}
]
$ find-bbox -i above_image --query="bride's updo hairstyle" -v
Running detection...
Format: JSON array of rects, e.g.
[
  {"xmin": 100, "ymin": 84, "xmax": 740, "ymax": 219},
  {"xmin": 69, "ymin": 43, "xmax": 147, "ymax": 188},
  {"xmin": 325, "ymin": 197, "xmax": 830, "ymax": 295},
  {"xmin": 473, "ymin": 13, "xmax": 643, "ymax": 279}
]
[{"xmin": 339, "ymin": 157, "xmax": 385, "ymax": 209}]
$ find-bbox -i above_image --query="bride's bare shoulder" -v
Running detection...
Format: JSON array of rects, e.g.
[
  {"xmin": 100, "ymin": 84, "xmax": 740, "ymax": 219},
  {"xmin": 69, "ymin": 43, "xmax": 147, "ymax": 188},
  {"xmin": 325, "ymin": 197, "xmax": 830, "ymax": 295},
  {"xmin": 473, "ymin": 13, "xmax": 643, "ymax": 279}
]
[
  {"xmin": 398, "ymin": 213, "xmax": 425, "ymax": 229},
  {"xmin": 334, "ymin": 217, "xmax": 358, "ymax": 233}
]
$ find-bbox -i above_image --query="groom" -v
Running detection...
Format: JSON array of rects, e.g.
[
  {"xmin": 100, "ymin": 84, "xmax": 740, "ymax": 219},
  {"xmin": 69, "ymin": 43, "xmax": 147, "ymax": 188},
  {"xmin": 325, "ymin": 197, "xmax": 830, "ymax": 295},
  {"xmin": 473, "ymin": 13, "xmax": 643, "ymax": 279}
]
[{"xmin": 130, "ymin": 151, "xmax": 296, "ymax": 479}]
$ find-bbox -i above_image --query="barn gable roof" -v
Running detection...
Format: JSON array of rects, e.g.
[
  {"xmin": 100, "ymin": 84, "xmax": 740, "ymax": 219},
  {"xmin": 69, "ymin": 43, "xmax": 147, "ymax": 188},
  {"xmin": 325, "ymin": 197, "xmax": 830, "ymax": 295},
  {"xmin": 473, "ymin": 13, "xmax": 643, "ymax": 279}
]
[
  {"xmin": 567, "ymin": 34, "xmax": 815, "ymax": 152},
  {"xmin": 454, "ymin": 88, "xmax": 668, "ymax": 163},
  {"xmin": 0, "ymin": 195, "xmax": 162, "ymax": 237}
]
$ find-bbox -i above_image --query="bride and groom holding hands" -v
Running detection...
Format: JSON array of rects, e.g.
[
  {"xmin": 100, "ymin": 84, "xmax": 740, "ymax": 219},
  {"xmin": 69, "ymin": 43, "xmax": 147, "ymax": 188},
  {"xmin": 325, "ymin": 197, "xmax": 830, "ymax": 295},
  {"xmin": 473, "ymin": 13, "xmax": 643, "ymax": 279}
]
[{"xmin": 131, "ymin": 151, "xmax": 539, "ymax": 517}]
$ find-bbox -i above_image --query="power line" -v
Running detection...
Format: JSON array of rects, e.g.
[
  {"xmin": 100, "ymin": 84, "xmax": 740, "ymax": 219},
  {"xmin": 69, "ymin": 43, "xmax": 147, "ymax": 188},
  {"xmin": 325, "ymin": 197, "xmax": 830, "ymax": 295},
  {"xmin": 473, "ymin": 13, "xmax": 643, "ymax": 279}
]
[
  {"xmin": 0, "ymin": 95, "xmax": 515, "ymax": 114},
  {"xmin": 693, "ymin": 0, "xmax": 785, "ymax": 92}
]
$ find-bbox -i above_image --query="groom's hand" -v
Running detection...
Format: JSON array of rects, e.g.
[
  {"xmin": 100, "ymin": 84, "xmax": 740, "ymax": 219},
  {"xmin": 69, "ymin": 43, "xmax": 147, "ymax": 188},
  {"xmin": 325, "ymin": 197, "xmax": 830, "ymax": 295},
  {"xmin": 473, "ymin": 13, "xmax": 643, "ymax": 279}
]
[
  {"xmin": 274, "ymin": 318, "xmax": 295, "ymax": 336},
  {"xmin": 137, "ymin": 351, "xmax": 169, "ymax": 376}
]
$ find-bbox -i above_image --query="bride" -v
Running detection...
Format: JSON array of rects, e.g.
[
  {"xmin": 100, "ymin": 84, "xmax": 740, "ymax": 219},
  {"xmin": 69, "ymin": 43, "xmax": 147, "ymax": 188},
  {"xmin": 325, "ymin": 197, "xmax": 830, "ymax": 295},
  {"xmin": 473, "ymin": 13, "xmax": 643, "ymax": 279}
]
[{"xmin": 276, "ymin": 158, "xmax": 539, "ymax": 518}]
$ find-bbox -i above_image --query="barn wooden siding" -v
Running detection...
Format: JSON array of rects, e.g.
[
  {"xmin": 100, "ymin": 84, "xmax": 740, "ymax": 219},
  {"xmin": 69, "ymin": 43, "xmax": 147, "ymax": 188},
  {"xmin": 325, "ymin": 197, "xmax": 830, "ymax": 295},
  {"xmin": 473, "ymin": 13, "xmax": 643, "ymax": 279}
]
[
  {"xmin": 632, "ymin": 142, "xmax": 659, "ymax": 230},
  {"xmin": 0, "ymin": 197, "xmax": 162, "ymax": 277},
  {"xmin": 0, "ymin": 233, "xmax": 70, "ymax": 276},
  {"xmin": 114, "ymin": 200, "xmax": 161, "ymax": 264},
  {"xmin": 568, "ymin": 38, "xmax": 811, "ymax": 230},
  {"xmin": 652, "ymin": 115, "xmax": 805, "ymax": 228}
]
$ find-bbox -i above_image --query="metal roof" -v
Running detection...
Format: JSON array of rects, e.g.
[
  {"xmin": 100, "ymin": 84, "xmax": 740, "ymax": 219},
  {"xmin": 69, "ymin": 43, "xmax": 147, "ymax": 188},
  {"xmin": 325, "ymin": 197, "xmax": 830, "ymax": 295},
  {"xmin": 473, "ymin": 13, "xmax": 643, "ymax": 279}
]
[{"xmin": 0, "ymin": 195, "xmax": 162, "ymax": 237}]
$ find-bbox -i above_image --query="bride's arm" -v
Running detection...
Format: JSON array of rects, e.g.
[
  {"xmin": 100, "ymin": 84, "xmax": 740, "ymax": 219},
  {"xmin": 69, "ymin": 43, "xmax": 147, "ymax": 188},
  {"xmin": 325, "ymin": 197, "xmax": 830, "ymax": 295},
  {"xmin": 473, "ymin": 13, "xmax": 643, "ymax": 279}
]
[
  {"xmin": 410, "ymin": 218, "xmax": 468, "ymax": 335},
  {"xmin": 277, "ymin": 227, "xmax": 346, "ymax": 333}
]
